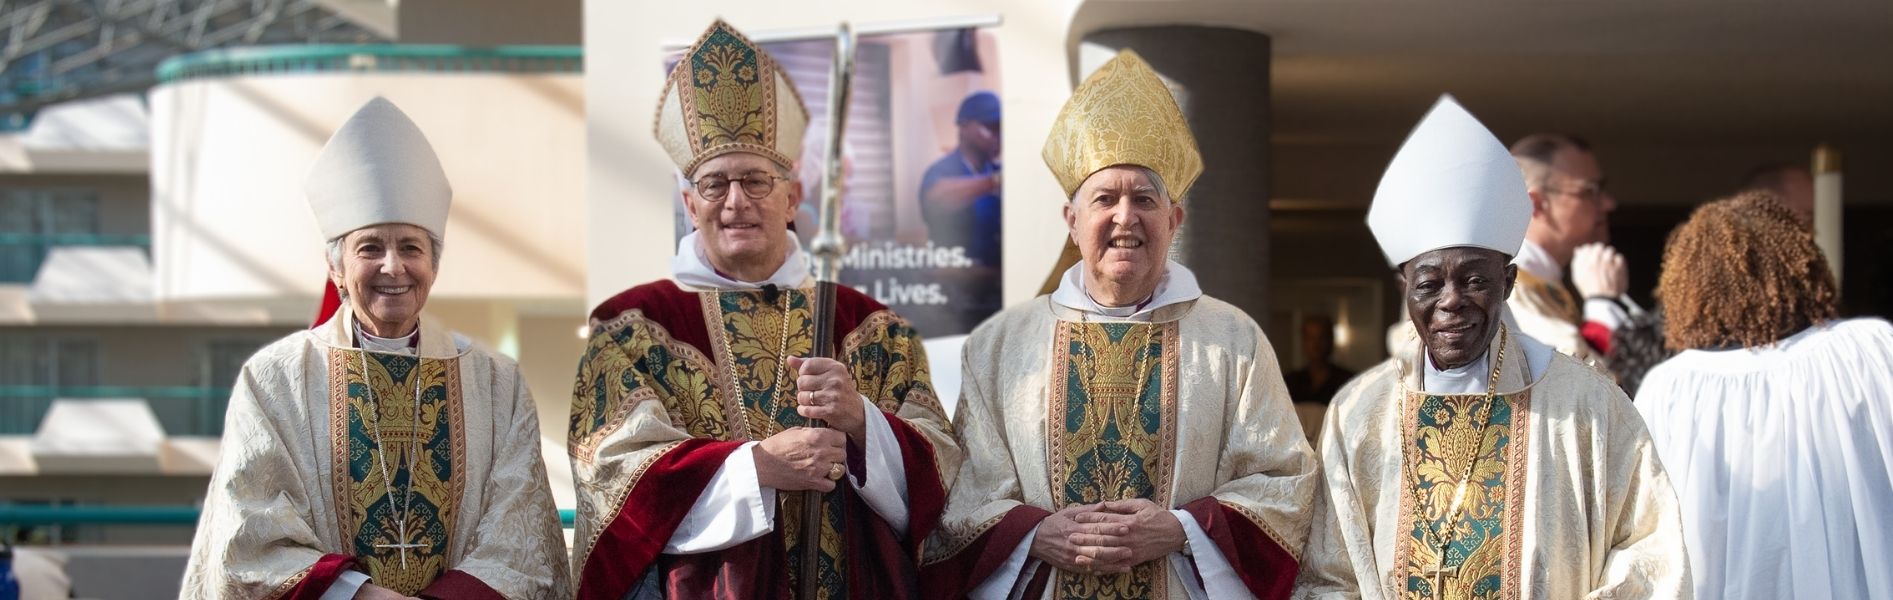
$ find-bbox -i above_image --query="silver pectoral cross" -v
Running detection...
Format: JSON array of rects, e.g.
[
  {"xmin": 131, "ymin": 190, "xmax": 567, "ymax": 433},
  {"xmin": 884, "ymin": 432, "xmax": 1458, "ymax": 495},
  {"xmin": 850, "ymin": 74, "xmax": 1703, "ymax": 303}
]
[{"xmin": 375, "ymin": 519, "xmax": 427, "ymax": 569}]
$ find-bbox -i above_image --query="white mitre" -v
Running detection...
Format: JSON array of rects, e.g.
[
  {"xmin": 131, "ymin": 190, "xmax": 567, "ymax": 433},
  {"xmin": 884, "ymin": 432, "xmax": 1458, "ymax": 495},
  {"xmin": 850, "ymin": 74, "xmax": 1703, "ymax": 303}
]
[
  {"xmin": 1366, "ymin": 95, "xmax": 1530, "ymax": 267},
  {"xmin": 304, "ymin": 96, "xmax": 452, "ymax": 241}
]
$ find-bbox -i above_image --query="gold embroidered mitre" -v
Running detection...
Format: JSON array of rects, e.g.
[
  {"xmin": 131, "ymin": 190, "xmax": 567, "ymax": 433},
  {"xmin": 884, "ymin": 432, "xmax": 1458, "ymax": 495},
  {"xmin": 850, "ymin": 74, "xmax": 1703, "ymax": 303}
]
[
  {"xmin": 1041, "ymin": 49, "xmax": 1202, "ymax": 201},
  {"xmin": 654, "ymin": 19, "xmax": 809, "ymax": 176}
]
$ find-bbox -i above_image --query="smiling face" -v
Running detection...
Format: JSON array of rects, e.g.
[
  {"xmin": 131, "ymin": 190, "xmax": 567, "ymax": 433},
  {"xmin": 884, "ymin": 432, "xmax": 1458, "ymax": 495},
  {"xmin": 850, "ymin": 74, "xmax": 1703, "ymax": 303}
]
[
  {"xmin": 685, "ymin": 151, "xmax": 802, "ymax": 282},
  {"xmin": 1398, "ymin": 246, "xmax": 1516, "ymax": 370},
  {"xmin": 330, "ymin": 223, "xmax": 437, "ymax": 338},
  {"xmin": 1064, "ymin": 165, "xmax": 1184, "ymax": 306}
]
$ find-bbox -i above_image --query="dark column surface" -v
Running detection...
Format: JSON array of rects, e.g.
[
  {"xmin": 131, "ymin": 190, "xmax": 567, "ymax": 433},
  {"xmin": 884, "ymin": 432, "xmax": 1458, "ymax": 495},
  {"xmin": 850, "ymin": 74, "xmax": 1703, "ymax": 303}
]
[{"xmin": 1080, "ymin": 26, "xmax": 1273, "ymax": 322}]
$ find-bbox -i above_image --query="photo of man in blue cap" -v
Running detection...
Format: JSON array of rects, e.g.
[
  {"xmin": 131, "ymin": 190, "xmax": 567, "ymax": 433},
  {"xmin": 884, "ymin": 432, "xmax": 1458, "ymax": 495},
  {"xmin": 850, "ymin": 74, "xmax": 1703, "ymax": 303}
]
[{"xmin": 919, "ymin": 90, "xmax": 1002, "ymax": 269}]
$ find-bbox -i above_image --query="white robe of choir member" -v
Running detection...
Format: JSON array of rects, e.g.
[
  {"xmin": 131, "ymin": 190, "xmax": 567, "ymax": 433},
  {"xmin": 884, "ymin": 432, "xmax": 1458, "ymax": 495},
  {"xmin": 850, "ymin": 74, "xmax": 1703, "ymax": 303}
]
[{"xmin": 1636, "ymin": 318, "xmax": 1893, "ymax": 600}]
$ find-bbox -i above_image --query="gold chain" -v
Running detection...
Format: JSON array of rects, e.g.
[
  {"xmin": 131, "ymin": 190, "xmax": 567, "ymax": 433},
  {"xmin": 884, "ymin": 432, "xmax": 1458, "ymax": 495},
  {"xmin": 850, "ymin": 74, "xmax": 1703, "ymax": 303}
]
[
  {"xmin": 719, "ymin": 290, "xmax": 795, "ymax": 430},
  {"xmin": 1402, "ymin": 323, "xmax": 1509, "ymax": 592},
  {"xmin": 1070, "ymin": 314, "xmax": 1159, "ymax": 408}
]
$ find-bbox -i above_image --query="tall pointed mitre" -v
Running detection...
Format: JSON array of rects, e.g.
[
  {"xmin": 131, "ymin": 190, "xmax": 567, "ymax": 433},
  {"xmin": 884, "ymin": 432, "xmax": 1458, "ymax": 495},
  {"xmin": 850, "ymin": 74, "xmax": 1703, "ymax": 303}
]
[
  {"xmin": 1042, "ymin": 49, "xmax": 1202, "ymax": 201},
  {"xmin": 304, "ymin": 96, "xmax": 452, "ymax": 241},
  {"xmin": 1038, "ymin": 49, "xmax": 1202, "ymax": 294},
  {"xmin": 654, "ymin": 19, "xmax": 810, "ymax": 177},
  {"xmin": 1367, "ymin": 95, "xmax": 1530, "ymax": 267}
]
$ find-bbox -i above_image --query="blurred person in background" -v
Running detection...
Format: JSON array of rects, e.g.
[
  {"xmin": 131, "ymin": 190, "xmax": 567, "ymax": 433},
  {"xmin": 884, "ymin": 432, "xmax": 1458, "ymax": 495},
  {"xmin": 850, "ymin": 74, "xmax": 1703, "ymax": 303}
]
[
  {"xmin": 1740, "ymin": 162, "xmax": 1816, "ymax": 225},
  {"xmin": 919, "ymin": 90, "xmax": 1002, "ymax": 268},
  {"xmin": 1509, "ymin": 133, "xmax": 1642, "ymax": 364},
  {"xmin": 1636, "ymin": 190, "xmax": 1893, "ymax": 599},
  {"xmin": 1286, "ymin": 314, "xmax": 1356, "ymax": 442}
]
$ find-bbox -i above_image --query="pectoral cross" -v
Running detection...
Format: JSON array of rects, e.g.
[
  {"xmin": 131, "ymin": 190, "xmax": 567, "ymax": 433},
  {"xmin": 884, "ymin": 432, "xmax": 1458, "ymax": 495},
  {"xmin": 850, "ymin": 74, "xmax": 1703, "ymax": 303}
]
[
  {"xmin": 375, "ymin": 518, "xmax": 427, "ymax": 569},
  {"xmin": 1421, "ymin": 548, "xmax": 1459, "ymax": 599}
]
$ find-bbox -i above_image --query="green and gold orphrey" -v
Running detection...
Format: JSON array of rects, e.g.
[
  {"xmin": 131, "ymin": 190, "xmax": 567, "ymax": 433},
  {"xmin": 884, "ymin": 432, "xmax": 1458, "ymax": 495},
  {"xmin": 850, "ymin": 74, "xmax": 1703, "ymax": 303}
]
[
  {"xmin": 1049, "ymin": 321, "xmax": 1178, "ymax": 599},
  {"xmin": 329, "ymin": 350, "xmax": 464, "ymax": 596}
]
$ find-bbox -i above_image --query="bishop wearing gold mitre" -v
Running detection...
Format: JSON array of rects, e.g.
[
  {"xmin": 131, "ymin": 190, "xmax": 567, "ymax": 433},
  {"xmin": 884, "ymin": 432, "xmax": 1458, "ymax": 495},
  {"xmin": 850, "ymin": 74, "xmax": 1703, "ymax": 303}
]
[{"xmin": 921, "ymin": 49, "xmax": 1319, "ymax": 600}]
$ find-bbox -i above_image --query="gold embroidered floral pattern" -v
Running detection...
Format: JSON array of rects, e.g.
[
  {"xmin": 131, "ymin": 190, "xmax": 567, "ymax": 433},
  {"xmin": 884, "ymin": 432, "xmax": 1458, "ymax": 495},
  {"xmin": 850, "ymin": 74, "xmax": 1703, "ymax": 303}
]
[
  {"xmin": 570, "ymin": 311, "xmax": 723, "ymax": 461},
  {"xmin": 327, "ymin": 350, "xmax": 464, "ymax": 596},
  {"xmin": 688, "ymin": 28, "xmax": 769, "ymax": 153},
  {"xmin": 1042, "ymin": 49, "xmax": 1203, "ymax": 201},
  {"xmin": 1048, "ymin": 321, "xmax": 1179, "ymax": 600},
  {"xmin": 1395, "ymin": 390, "xmax": 1531, "ymax": 600},
  {"xmin": 843, "ymin": 310, "xmax": 948, "ymax": 426}
]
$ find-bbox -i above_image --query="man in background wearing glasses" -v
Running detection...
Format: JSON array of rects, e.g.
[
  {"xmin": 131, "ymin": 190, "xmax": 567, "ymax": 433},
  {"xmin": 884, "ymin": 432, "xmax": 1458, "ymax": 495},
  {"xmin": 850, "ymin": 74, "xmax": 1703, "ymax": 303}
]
[
  {"xmin": 565, "ymin": 20, "xmax": 960, "ymax": 600},
  {"xmin": 1508, "ymin": 133, "xmax": 1643, "ymax": 365}
]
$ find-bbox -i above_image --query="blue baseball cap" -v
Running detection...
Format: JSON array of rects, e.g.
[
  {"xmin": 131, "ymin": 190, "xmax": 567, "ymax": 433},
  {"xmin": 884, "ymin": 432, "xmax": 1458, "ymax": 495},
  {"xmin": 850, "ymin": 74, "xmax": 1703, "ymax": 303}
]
[{"xmin": 956, "ymin": 91, "xmax": 1000, "ymax": 125}]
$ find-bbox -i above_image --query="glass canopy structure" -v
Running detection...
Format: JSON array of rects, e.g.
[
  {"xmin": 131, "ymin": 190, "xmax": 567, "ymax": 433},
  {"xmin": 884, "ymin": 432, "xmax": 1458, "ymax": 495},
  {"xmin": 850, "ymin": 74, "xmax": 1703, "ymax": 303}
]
[{"xmin": 0, "ymin": 0, "xmax": 383, "ymax": 129}]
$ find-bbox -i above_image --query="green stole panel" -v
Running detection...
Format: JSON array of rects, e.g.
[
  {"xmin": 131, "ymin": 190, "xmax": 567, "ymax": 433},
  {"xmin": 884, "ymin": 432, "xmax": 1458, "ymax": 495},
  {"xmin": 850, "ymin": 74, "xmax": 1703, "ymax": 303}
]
[
  {"xmin": 1048, "ymin": 321, "xmax": 1179, "ymax": 600},
  {"xmin": 1397, "ymin": 390, "xmax": 1531, "ymax": 600},
  {"xmin": 705, "ymin": 289, "xmax": 847, "ymax": 600},
  {"xmin": 328, "ymin": 349, "xmax": 464, "ymax": 596}
]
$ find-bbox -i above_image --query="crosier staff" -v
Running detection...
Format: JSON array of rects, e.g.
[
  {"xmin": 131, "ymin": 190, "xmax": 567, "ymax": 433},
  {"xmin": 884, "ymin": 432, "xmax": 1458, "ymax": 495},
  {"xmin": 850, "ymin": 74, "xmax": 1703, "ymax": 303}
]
[{"xmin": 800, "ymin": 21, "xmax": 856, "ymax": 600}]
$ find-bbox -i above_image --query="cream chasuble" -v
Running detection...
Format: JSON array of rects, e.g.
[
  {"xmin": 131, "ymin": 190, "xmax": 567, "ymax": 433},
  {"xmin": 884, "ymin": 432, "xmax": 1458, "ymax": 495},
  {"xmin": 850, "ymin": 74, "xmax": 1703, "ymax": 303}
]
[
  {"xmin": 925, "ymin": 276, "xmax": 1319, "ymax": 599},
  {"xmin": 1294, "ymin": 326, "xmax": 1690, "ymax": 599},
  {"xmin": 183, "ymin": 308, "xmax": 569, "ymax": 599}
]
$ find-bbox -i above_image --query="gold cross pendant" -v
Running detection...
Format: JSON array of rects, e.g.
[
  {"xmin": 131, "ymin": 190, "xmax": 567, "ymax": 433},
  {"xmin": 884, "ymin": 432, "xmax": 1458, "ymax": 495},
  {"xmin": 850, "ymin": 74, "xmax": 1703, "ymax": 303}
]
[{"xmin": 1421, "ymin": 552, "xmax": 1458, "ymax": 599}]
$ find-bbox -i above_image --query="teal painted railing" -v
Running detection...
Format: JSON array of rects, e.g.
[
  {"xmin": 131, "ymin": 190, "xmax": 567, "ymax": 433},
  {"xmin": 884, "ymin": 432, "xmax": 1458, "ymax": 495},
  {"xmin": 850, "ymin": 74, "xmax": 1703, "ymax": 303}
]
[
  {"xmin": 0, "ymin": 505, "xmax": 580, "ymax": 528},
  {"xmin": 156, "ymin": 44, "xmax": 582, "ymax": 83},
  {"xmin": 0, "ymin": 386, "xmax": 231, "ymax": 437},
  {"xmin": 0, "ymin": 233, "xmax": 152, "ymax": 283}
]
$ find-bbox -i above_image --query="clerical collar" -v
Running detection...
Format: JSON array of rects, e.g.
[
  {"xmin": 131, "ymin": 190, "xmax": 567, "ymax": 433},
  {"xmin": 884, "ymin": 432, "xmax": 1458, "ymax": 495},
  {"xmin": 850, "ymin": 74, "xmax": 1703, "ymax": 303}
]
[
  {"xmin": 1050, "ymin": 260, "xmax": 1201, "ymax": 321},
  {"xmin": 1512, "ymin": 239, "xmax": 1561, "ymax": 280},
  {"xmin": 1422, "ymin": 350, "xmax": 1491, "ymax": 394},
  {"xmin": 670, "ymin": 230, "xmax": 811, "ymax": 290},
  {"xmin": 354, "ymin": 321, "xmax": 419, "ymax": 356}
]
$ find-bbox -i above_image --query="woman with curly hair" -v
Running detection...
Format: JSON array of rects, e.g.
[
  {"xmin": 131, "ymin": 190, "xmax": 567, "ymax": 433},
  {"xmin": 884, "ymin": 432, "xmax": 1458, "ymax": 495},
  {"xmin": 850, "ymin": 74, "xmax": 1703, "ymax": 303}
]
[{"xmin": 1636, "ymin": 191, "xmax": 1893, "ymax": 599}]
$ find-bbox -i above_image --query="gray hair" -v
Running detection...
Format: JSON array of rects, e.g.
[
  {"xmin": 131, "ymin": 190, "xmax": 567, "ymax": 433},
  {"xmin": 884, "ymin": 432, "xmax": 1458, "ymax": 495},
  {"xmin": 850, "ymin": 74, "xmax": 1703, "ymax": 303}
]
[
  {"xmin": 326, "ymin": 231, "xmax": 445, "ymax": 283},
  {"xmin": 1069, "ymin": 166, "xmax": 1177, "ymax": 205}
]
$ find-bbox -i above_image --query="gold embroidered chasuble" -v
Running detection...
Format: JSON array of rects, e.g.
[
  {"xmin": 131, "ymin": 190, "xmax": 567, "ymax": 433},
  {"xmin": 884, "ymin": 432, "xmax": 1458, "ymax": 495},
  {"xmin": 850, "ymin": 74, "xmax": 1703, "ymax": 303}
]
[
  {"xmin": 1506, "ymin": 269, "xmax": 1597, "ymax": 364},
  {"xmin": 926, "ymin": 295, "xmax": 1319, "ymax": 599},
  {"xmin": 567, "ymin": 279, "xmax": 960, "ymax": 599},
  {"xmin": 182, "ymin": 309, "xmax": 570, "ymax": 599},
  {"xmin": 1294, "ymin": 328, "xmax": 1691, "ymax": 599}
]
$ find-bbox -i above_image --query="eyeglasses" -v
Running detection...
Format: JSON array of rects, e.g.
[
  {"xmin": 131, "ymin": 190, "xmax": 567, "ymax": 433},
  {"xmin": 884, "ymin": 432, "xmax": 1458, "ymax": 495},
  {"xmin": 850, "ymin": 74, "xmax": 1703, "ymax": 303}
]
[
  {"xmin": 691, "ymin": 171, "xmax": 789, "ymax": 202},
  {"xmin": 1545, "ymin": 178, "xmax": 1609, "ymax": 204}
]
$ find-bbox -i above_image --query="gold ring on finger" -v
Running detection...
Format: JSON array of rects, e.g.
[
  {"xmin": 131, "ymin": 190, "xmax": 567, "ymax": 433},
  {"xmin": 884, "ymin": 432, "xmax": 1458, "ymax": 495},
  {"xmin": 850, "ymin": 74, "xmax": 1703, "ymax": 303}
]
[{"xmin": 827, "ymin": 462, "xmax": 846, "ymax": 481}]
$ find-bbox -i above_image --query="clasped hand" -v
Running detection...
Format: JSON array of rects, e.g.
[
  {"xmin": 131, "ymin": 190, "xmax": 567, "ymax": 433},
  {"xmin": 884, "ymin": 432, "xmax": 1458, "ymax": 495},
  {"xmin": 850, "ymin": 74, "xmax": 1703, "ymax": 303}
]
[
  {"xmin": 1029, "ymin": 499, "xmax": 1186, "ymax": 575},
  {"xmin": 752, "ymin": 356, "xmax": 867, "ymax": 492}
]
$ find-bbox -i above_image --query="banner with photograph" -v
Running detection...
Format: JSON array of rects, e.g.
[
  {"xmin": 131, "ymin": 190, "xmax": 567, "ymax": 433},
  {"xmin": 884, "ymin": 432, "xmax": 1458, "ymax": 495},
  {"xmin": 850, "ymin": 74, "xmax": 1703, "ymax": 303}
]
[{"xmin": 668, "ymin": 25, "xmax": 1003, "ymax": 337}]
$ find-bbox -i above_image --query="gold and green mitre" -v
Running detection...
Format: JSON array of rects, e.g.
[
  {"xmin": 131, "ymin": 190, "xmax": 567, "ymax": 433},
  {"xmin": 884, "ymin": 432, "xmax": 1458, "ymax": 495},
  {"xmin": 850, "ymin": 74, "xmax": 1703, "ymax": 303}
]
[
  {"xmin": 1037, "ymin": 49, "xmax": 1203, "ymax": 294},
  {"xmin": 653, "ymin": 19, "xmax": 810, "ymax": 176}
]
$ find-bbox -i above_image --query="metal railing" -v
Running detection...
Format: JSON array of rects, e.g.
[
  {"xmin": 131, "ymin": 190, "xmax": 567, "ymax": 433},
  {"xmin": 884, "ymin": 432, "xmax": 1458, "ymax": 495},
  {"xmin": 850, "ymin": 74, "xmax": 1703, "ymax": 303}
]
[
  {"xmin": 0, "ymin": 232, "xmax": 152, "ymax": 283},
  {"xmin": 156, "ymin": 44, "xmax": 583, "ymax": 83},
  {"xmin": 0, "ymin": 386, "xmax": 231, "ymax": 437}
]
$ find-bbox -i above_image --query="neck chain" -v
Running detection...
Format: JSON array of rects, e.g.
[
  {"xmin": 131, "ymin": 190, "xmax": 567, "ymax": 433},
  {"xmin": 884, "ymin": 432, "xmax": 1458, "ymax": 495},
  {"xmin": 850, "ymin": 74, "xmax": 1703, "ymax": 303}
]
[
  {"xmin": 719, "ymin": 290, "xmax": 795, "ymax": 427},
  {"xmin": 1071, "ymin": 313, "xmax": 1159, "ymax": 406},
  {"xmin": 1404, "ymin": 323, "xmax": 1509, "ymax": 597},
  {"xmin": 358, "ymin": 348, "xmax": 426, "ymax": 569}
]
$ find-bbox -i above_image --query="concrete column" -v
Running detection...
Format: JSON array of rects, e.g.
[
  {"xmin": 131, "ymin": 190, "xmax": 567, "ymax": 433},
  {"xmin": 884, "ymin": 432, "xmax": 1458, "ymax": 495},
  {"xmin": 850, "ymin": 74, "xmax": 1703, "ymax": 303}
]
[{"xmin": 1079, "ymin": 26, "xmax": 1273, "ymax": 321}]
